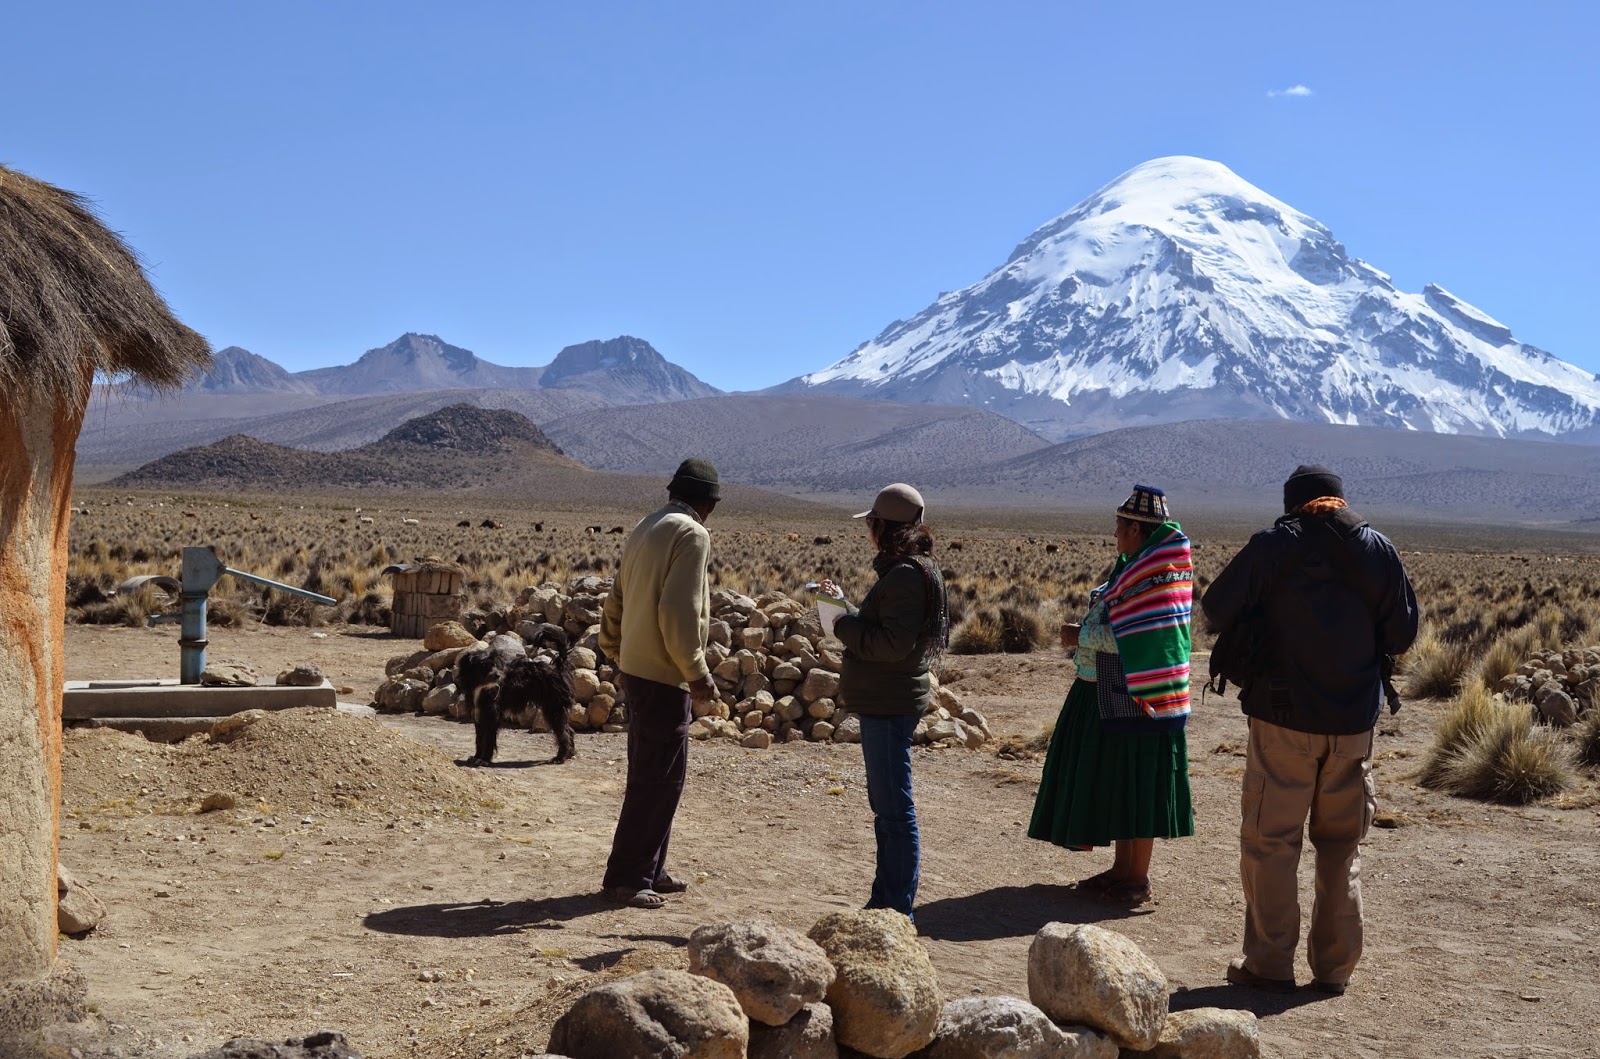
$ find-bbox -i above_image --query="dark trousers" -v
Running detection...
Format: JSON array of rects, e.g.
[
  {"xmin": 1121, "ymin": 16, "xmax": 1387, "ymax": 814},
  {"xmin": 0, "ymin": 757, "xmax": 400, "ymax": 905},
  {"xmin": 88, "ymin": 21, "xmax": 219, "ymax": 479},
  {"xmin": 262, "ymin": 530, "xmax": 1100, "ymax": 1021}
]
[
  {"xmin": 602, "ymin": 672, "xmax": 692, "ymax": 892},
  {"xmin": 860, "ymin": 712, "xmax": 922, "ymax": 916}
]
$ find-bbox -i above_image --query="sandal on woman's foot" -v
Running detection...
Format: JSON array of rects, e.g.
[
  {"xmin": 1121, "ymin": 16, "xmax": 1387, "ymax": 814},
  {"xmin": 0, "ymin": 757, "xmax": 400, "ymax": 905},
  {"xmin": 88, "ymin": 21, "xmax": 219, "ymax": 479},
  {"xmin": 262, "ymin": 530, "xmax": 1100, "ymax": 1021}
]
[
  {"xmin": 1099, "ymin": 881, "xmax": 1151, "ymax": 905},
  {"xmin": 603, "ymin": 886, "xmax": 665, "ymax": 909},
  {"xmin": 1073, "ymin": 869, "xmax": 1122, "ymax": 893},
  {"xmin": 653, "ymin": 874, "xmax": 690, "ymax": 894}
]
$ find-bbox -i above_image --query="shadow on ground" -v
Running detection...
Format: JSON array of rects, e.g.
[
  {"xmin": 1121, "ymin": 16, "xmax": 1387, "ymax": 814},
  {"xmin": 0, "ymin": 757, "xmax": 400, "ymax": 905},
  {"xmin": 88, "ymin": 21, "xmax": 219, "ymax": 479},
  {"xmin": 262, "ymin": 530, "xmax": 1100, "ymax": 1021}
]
[
  {"xmin": 915, "ymin": 884, "xmax": 1150, "ymax": 942},
  {"xmin": 363, "ymin": 893, "xmax": 611, "ymax": 938},
  {"xmin": 1169, "ymin": 984, "xmax": 1332, "ymax": 1017}
]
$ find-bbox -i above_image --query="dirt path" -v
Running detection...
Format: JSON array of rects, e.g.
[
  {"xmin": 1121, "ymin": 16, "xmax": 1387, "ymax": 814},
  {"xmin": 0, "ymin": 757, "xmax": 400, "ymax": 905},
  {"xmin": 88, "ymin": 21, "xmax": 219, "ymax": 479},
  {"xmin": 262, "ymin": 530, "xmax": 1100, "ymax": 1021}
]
[{"xmin": 51, "ymin": 624, "xmax": 1600, "ymax": 1058}]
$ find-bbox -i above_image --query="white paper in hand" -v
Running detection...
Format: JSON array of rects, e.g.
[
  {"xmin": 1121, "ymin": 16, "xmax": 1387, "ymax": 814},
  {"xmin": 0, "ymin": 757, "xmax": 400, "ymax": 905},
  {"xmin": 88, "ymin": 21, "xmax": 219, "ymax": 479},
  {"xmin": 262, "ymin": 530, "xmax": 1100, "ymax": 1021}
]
[{"xmin": 815, "ymin": 593, "xmax": 848, "ymax": 637}]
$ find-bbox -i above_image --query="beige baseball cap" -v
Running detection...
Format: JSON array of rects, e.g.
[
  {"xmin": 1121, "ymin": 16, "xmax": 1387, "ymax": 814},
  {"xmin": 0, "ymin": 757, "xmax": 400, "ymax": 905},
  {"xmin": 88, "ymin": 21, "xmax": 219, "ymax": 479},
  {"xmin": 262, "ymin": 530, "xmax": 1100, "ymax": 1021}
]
[{"xmin": 853, "ymin": 483, "xmax": 925, "ymax": 524}]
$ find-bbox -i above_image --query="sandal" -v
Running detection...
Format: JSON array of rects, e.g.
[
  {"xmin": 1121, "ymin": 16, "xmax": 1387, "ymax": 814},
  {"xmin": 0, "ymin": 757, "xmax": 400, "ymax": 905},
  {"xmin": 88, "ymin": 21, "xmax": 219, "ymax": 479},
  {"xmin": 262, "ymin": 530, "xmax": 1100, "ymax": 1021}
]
[
  {"xmin": 603, "ymin": 886, "xmax": 665, "ymax": 909},
  {"xmin": 1099, "ymin": 881, "xmax": 1152, "ymax": 905},
  {"xmin": 653, "ymin": 873, "xmax": 690, "ymax": 894},
  {"xmin": 1073, "ymin": 869, "xmax": 1122, "ymax": 893}
]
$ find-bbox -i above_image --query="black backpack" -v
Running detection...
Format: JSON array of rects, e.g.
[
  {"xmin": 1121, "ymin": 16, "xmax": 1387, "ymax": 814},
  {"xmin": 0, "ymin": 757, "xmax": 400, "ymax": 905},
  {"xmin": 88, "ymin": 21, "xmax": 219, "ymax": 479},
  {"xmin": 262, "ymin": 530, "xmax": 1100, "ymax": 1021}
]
[{"xmin": 1207, "ymin": 518, "xmax": 1402, "ymax": 714}]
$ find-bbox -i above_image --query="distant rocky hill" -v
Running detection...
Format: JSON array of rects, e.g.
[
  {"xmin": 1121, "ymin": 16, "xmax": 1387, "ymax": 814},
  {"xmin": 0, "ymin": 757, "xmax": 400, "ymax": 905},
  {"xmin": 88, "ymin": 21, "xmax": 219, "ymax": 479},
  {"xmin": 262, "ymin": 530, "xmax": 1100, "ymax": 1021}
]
[
  {"xmin": 185, "ymin": 346, "xmax": 320, "ymax": 394},
  {"xmin": 540, "ymin": 336, "xmax": 721, "ymax": 403},
  {"xmin": 76, "ymin": 387, "xmax": 609, "ymax": 469},
  {"xmin": 293, "ymin": 333, "xmax": 546, "ymax": 394},
  {"xmin": 114, "ymin": 405, "xmax": 581, "ymax": 490},
  {"xmin": 937, "ymin": 418, "xmax": 1600, "ymax": 525},
  {"xmin": 542, "ymin": 393, "xmax": 1051, "ymax": 489}
]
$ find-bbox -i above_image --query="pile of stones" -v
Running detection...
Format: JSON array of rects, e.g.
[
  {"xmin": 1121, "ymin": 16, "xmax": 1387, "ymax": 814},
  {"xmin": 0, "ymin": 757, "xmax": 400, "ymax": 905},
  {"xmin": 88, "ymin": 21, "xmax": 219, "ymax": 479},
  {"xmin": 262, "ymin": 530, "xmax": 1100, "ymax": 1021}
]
[
  {"xmin": 370, "ymin": 576, "xmax": 991, "ymax": 751},
  {"xmin": 544, "ymin": 910, "xmax": 1260, "ymax": 1059},
  {"xmin": 1497, "ymin": 646, "xmax": 1600, "ymax": 727}
]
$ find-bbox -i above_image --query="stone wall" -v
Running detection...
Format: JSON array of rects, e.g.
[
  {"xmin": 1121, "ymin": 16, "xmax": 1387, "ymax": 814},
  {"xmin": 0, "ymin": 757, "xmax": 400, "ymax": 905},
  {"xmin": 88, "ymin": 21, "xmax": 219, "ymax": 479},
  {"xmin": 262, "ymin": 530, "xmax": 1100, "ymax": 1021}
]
[{"xmin": 372, "ymin": 576, "xmax": 990, "ymax": 750}]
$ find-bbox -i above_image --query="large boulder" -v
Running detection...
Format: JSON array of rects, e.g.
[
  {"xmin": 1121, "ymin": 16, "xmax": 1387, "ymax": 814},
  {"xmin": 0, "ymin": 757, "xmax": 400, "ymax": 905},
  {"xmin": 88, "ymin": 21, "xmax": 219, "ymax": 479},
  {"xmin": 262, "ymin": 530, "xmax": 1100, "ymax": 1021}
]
[
  {"xmin": 909, "ymin": 996, "xmax": 1116, "ymax": 1059},
  {"xmin": 57, "ymin": 864, "xmax": 107, "ymax": 936},
  {"xmin": 799, "ymin": 669, "xmax": 841, "ymax": 703},
  {"xmin": 375, "ymin": 677, "xmax": 429, "ymax": 713},
  {"xmin": 1143, "ymin": 1008, "xmax": 1260, "ymax": 1059},
  {"xmin": 547, "ymin": 969, "xmax": 748, "ymax": 1059},
  {"xmin": 423, "ymin": 621, "xmax": 476, "ymax": 651},
  {"xmin": 807, "ymin": 910, "xmax": 940, "ymax": 1059},
  {"xmin": 1027, "ymin": 923, "xmax": 1168, "ymax": 1051},
  {"xmin": 749, "ymin": 1002, "xmax": 838, "ymax": 1059},
  {"xmin": 688, "ymin": 920, "xmax": 836, "ymax": 1026}
]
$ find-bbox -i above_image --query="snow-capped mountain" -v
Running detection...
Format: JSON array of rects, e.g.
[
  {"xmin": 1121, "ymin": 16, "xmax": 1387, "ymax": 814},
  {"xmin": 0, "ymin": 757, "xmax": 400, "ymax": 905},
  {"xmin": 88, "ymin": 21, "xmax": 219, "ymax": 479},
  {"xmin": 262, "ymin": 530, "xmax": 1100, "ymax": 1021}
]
[{"xmin": 792, "ymin": 156, "xmax": 1600, "ymax": 441}]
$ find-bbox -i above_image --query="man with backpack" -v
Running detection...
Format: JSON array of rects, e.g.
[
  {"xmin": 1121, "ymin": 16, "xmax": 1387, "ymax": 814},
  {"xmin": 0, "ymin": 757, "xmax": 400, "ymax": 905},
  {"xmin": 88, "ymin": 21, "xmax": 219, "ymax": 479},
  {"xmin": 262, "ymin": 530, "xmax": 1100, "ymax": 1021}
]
[{"xmin": 1201, "ymin": 464, "xmax": 1419, "ymax": 995}]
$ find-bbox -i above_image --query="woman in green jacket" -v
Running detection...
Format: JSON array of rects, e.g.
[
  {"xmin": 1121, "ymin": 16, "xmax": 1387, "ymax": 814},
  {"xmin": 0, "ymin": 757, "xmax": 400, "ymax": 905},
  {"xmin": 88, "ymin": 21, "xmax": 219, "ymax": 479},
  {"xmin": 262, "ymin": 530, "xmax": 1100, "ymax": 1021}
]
[{"xmin": 821, "ymin": 483, "xmax": 949, "ymax": 919}]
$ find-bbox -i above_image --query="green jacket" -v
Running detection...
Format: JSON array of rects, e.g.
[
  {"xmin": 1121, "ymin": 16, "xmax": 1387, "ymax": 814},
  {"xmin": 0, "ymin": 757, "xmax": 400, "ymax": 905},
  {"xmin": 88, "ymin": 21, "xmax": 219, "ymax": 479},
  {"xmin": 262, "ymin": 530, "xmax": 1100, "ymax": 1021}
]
[{"xmin": 834, "ymin": 558, "xmax": 944, "ymax": 717}]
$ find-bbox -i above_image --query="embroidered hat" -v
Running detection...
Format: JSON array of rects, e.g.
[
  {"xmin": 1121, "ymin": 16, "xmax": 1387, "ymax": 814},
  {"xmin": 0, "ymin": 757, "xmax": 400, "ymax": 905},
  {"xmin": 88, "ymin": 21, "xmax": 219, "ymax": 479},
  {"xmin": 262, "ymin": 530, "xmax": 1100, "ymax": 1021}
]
[
  {"xmin": 1116, "ymin": 483, "xmax": 1171, "ymax": 524},
  {"xmin": 853, "ymin": 482, "xmax": 925, "ymax": 524},
  {"xmin": 668, "ymin": 457, "xmax": 721, "ymax": 501},
  {"xmin": 1283, "ymin": 463, "xmax": 1344, "ymax": 513}
]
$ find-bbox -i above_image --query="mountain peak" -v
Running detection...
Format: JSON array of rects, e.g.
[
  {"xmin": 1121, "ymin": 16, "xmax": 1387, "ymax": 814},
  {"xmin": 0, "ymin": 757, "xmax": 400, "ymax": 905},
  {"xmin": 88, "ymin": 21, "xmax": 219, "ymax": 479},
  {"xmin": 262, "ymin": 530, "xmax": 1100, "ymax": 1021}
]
[
  {"xmin": 545, "ymin": 336, "xmax": 666, "ymax": 378},
  {"xmin": 797, "ymin": 157, "xmax": 1600, "ymax": 442},
  {"xmin": 540, "ymin": 336, "xmax": 721, "ymax": 403},
  {"xmin": 185, "ymin": 346, "xmax": 314, "ymax": 394}
]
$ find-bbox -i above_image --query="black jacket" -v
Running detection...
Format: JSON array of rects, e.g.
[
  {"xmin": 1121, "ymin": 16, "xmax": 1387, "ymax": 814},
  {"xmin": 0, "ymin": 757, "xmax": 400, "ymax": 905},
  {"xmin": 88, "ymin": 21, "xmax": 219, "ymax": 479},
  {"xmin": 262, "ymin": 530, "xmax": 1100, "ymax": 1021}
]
[
  {"xmin": 835, "ymin": 558, "xmax": 946, "ymax": 717},
  {"xmin": 1201, "ymin": 506, "xmax": 1419, "ymax": 735}
]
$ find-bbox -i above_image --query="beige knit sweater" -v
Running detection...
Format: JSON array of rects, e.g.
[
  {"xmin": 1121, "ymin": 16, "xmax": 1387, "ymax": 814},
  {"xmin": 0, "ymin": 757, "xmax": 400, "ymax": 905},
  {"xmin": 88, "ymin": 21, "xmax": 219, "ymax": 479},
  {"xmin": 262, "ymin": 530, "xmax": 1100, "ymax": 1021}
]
[{"xmin": 599, "ymin": 500, "xmax": 712, "ymax": 689}]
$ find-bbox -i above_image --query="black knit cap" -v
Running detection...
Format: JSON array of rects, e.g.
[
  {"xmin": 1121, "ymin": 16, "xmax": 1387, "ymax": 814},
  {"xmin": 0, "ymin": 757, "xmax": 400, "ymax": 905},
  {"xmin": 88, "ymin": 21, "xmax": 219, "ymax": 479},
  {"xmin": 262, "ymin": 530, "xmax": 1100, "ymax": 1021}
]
[
  {"xmin": 669, "ymin": 457, "xmax": 721, "ymax": 501},
  {"xmin": 1283, "ymin": 463, "xmax": 1344, "ymax": 513}
]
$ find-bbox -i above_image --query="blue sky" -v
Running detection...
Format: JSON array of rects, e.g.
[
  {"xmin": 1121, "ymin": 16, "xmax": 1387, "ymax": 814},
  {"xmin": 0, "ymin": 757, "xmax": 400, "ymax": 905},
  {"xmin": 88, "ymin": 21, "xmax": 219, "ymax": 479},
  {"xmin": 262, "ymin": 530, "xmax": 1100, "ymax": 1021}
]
[{"xmin": 5, "ymin": 2, "xmax": 1596, "ymax": 391}]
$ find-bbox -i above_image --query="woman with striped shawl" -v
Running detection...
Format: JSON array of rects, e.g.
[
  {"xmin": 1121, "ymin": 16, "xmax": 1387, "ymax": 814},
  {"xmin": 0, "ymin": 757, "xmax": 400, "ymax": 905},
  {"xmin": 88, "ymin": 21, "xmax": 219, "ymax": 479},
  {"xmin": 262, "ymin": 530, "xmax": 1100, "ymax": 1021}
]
[{"xmin": 1027, "ymin": 484, "xmax": 1195, "ymax": 905}]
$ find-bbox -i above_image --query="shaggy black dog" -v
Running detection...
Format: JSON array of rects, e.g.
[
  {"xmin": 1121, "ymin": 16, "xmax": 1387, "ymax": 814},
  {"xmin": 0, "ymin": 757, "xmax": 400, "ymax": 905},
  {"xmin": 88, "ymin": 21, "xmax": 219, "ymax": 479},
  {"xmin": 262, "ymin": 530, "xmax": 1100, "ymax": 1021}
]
[{"xmin": 455, "ymin": 626, "xmax": 576, "ymax": 766}]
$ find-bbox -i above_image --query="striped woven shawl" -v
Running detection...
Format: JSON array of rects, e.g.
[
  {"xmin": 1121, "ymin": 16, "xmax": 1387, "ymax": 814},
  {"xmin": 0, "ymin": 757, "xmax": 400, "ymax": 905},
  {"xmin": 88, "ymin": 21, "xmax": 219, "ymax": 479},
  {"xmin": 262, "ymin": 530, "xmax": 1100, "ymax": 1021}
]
[{"xmin": 1106, "ymin": 522, "xmax": 1194, "ymax": 720}]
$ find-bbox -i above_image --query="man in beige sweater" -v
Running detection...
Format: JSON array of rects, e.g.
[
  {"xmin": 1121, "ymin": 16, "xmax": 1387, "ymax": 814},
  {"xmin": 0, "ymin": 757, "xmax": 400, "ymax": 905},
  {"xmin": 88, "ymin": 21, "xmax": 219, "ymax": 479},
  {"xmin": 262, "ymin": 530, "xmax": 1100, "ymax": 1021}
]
[{"xmin": 598, "ymin": 458, "xmax": 720, "ymax": 908}]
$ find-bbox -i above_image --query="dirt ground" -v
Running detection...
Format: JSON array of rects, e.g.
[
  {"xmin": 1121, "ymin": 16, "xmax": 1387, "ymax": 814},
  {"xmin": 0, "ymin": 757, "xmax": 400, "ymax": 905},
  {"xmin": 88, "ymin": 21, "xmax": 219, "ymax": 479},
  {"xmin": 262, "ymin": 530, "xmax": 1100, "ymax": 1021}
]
[{"xmin": 45, "ymin": 621, "xmax": 1600, "ymax": 1059}]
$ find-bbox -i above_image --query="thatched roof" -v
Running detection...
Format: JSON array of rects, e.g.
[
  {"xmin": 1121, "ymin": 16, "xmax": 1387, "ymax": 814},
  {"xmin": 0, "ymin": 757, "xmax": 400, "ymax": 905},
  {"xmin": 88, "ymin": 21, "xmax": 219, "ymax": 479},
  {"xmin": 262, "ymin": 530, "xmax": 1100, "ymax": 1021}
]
[{"xmin": 0, "ymin": 164, "xmax": 209, "ymax": 403}]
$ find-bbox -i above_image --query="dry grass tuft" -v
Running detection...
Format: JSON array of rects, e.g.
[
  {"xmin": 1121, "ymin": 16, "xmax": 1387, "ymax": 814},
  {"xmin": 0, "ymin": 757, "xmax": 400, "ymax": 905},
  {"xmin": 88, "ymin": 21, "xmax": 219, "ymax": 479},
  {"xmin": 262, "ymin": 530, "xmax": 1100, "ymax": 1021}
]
[
  {"xmin": 1418, "ymin": 683, "xmax": 1502, "ymax": 789},
  {"xmin": 1575, "ymin": 710, "xmax": 1600, "ymax": 769},
  {"xmin": 1422, "ymin": 687, "xmax": 1574, "ymax": 803},
  {"xmin": 1400, "ymin": 625, "xmax": 1473, "ymax": 700}
]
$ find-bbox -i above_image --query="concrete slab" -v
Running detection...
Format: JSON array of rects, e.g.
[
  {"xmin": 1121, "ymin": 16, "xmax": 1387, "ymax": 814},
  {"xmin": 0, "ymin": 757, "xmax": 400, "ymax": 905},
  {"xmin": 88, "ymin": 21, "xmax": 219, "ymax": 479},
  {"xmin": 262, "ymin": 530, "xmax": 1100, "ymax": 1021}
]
[
  {"xmin": 77, "ymin": 717, "xmax": 220, "ymax": 742},
  {"xmin": 62, "ymin": 679, "xmax": 338, "ymax": 720}
]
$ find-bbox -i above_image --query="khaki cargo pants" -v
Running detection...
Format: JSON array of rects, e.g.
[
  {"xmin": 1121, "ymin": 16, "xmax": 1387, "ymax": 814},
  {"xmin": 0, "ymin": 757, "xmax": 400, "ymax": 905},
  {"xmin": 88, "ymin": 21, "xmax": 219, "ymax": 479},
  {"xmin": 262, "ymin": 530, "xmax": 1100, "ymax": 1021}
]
[{"xmin": 1238, "ymin": 717, "xmax": 1376, "ymax": 985}]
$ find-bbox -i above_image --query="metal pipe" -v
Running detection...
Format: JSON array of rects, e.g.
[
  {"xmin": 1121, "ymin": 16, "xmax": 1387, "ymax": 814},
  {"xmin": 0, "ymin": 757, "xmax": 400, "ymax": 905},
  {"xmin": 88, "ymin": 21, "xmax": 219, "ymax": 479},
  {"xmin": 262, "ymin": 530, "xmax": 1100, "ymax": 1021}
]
[
  {"xmin": 179, "ymin": 592, "xmax": 209, "ymax": 684},
  {"xmin": 223, "ymin": 566, "xmax": 337, "ymax": 605}
]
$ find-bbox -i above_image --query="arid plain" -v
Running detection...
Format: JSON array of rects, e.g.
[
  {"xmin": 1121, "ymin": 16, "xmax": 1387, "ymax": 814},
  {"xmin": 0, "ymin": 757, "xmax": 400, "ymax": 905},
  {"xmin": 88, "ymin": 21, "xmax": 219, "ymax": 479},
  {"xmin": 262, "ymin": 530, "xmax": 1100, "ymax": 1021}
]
[{"xmin": 49, "ymin": 486, "xmax": 1600, "ymax": 1058}]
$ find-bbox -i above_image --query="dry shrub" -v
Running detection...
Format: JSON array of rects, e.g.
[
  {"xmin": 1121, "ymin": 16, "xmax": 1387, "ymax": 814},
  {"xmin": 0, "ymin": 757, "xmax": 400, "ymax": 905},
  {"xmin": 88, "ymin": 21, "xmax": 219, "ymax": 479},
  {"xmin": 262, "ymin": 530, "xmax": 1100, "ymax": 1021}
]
[
  {"xmin": 1418, "ymin": 683, "xmax": 1501, "ymax": 789},
  {"xmin": 1572, "ymin": 708, "xmax": 1600, "ymax": 770},
  {"xmin": 949, "ymin": 605, "xmax": 1050, "ymax": 655},
  {"xmin": 997, "ymin": 606, "xmax": 1050, "ymax": 653},
  {"xmin": 1423, "ymin": 686, "xmax": 1574, "ymax": 803},
  {"xmin": 76, "ymin": 585, "xmax": 165, "ymax": 628},
  {"xmin": 208, "ymin": 598, "xmax": 250, "ymax": 628},
  {"xmin": 950, "ymin": 610, "xmax": 1003, "ymax": 655},
  {"xmin": 1400, "ymin": 626, "xmax": 1473, "ymax": 700},
  {"xmin": 1472, "ymin": 625, "xmax": 1538, "ymax": 692}
]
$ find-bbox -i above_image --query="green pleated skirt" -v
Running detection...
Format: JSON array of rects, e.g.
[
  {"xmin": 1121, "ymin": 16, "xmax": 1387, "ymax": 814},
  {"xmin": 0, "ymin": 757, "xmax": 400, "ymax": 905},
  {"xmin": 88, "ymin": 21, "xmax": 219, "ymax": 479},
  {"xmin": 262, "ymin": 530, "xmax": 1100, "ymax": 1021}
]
[{"xmin": 1028, "ymin": 677, "xmax": 1195, "ymax": 848}]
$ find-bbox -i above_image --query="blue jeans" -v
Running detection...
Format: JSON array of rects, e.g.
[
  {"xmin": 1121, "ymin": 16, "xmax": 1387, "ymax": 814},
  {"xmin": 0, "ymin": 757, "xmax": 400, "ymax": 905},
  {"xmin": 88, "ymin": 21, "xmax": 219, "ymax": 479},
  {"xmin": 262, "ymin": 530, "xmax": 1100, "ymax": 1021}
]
[{"xmin": 859, "ymin": 712, "xmax": 921, "ymax": 916}]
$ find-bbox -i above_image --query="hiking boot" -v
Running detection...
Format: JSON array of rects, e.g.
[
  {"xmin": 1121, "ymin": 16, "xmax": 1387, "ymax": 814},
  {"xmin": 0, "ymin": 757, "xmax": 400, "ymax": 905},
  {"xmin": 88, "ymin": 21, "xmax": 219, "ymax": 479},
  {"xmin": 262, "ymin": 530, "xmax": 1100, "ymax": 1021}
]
[{"xmin": 1225, "ymin": 957, "xmax": 1295, "ymax": 993}]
